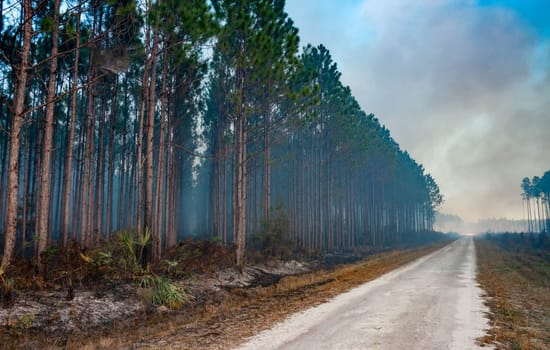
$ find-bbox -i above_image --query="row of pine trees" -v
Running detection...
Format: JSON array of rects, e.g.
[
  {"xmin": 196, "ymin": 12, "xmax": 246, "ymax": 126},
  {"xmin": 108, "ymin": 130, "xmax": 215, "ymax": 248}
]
[
  {"xmin": 521, "ymin": 171, "xmax": 550, "ymax": 233},
  {"xmin": 0, "ymin": 0, "xmax": 443, "ymax": 270}
]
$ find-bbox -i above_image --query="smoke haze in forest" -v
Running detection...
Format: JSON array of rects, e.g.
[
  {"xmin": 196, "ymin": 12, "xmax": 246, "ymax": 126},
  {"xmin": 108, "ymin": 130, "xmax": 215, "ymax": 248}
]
[
  {"xmin": 286, "ymin": 0, "xmax": 550, "ymax": 221},
  {"xmin": 434, "ymin": 212, "xmax": 528, "ymax": 234},
  {"xmin": 1, "ymin": 0, "xmax": 446, "ymax": 267}
]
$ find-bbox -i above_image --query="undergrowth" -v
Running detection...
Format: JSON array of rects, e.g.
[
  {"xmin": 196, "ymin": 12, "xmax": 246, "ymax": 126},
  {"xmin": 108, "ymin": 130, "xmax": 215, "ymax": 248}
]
[
  {"xmin": 138, "ymin": 274, "xmax": 190, "ymax": 308},
  {"xmin": 249, "ymin": 205, "xmax": 307, "ymax": 262},
  {"xmin": 76, "ymin": 242, "xmax": 449, "ymax": 350},
  {"xmin": 0, "ymin": 230, "xmax": 232, "ymax": 308},
  {"xmin": 1, "ymin": 229, "xmax": 451, "ymax": 349}
]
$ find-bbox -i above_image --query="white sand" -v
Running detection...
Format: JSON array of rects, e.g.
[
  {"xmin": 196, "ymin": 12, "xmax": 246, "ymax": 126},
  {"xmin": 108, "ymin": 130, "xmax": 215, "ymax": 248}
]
[{"xmin": 234, "ymin": 237, "xmax": 492, "ymax": 350}]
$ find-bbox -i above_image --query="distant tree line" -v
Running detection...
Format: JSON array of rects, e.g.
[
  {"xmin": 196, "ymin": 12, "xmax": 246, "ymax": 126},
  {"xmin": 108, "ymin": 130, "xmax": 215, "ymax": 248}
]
[
  {"xmin": 521, "ymin": 170, "xmax": 550, "ymax": 233},
  {"xmin": 0, "ymin": 0, "xmax": 443, "ymax": 271}
]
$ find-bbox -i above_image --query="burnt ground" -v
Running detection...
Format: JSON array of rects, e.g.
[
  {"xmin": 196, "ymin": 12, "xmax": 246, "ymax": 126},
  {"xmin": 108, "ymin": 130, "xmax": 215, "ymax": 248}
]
[
  {"xmin": 0, "ymin": 259, "xmax": 311, "ymax": 349},
  {"xmin": 0, "ymin": 242, "xmax": 449, "ymax": 349}
]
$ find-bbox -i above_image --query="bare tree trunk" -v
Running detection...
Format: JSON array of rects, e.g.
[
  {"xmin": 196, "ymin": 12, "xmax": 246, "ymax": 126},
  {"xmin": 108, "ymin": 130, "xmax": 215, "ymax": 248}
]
[
  {"xmin": 145, "ymin": 31, "xmax": 159, "ymax": 236},
  {"xmin": 222, "ymin": 140, "xmax": 228, "ymax": 244},
  {"xmin": 118, "ymin": 79, "xmax": 128, "ymax": 230},
  {"xmin": 81, "ymin": 73, "xmax": 95, "ymax": 246},
  {"xmin": 233, "ymin": 60, "xmax": 248, "ymax": 266},
  {"xmin": 170, "ymin": 139, "xmax": 178, "ymax": 248},
  {"xmin": 53, "ymin": 143, "xmax": 64, "ymax": 238},
  {"xmin": 106, "ymin": 81, "xmax": 117, "ymax": 240},
  {"xmin": 535, "ymin": 195, "xmax": 542, "ymax": 232},
  {"xmin": 153, "ymin": 56, "xmax": 168, "ymax": 260},
  {"xmin": 164, "ymin": 107, "xmax": 176, "ymax": 251},
  {"xmin": 34, "ymin": 111, "xmax": 43, "ymax": 254},
  {"xmin": 73, "ymin": 108, "xmax": 86, "ymax": 239},
  {"xmin": 136, "ymin": 43, "xmax": 150, "ymax": 234},
  {"xmin": 21, "ymin": 129, "xmax": 31, "ymax": 253},
  {"xmin": 95, "ymin": 96, "xmax": 106, "ymax": 245},
  {"xmin": 1, "ymin": 0, "xmax": 32, "ymax": 269},
  {"xmin": 0, "ymin": 120, "xmax": 9, "ymax": 229},
  {"xmin": 80, "ymin": 6, "xmax": 99, "ymax": 247},
  {"xmin": 232, "ymin": 123, "xmax": 238, "ymax": 256},
  {"xmin": 128, "ymin": 145, "xmax": 136, "ymax": 228},
  {"xmin": 263, "ymin": 103, "xmax": 271, "ymax": 221},
  {"xmin": 235, "ymin": 114, "xmax": 247, "ymax": 266}
]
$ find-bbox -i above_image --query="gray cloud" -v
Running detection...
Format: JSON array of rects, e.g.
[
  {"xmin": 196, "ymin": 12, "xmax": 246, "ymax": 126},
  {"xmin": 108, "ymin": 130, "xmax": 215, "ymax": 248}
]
[{"xmin": 286, "ymin": 0, "xmax": 550, "ymax": 221}]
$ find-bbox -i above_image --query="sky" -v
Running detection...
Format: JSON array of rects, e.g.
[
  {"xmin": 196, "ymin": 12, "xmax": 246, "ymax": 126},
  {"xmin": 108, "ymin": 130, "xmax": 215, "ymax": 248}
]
[{"xmin": 285, "ymin": 0, "xmax": 550, "ymax": 222}]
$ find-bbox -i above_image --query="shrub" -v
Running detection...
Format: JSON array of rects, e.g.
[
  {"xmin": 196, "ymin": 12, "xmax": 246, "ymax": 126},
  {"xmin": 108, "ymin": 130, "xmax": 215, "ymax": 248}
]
[
  {"xmin": 138, "ymin": 273, "xmax": 189, "ymax": 308},
  {"xmin": 167, "ymin": 239, "xmax": 234, "ymax": 274},
  {"xmin": 108, "ymin": 228, "xmax": 152, "ymax": 277},
  {"xmin": 251, "ymin": 205, "xmax": 296, "ymax": 260}
]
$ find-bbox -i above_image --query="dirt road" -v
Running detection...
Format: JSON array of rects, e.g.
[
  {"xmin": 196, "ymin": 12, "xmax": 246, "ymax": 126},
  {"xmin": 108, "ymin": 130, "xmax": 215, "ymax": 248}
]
[{"xmin": 235, "ymin": 237, "xmax": 491, "ymax": 350}]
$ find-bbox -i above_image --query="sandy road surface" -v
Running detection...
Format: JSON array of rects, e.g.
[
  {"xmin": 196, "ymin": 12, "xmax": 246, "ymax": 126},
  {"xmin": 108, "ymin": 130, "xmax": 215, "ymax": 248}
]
[{"xmin": 235, "ymin": 237, "xmax": 491, "ymax": 350}]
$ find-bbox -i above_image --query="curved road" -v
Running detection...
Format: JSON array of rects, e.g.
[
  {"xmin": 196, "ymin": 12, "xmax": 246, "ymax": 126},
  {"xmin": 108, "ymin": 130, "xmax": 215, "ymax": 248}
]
[{"xmin": 235, "ymin": 237, "xmax": 491, "ymax": 350}]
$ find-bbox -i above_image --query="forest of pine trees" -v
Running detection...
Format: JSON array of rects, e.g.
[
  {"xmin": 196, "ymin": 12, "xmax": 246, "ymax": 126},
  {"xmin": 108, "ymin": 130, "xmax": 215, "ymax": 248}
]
[
  {"xmin": 521, "ymin": 170, "xmax": 550, "ymax": 233},
  {"xmin": 0, "ymin": 0, "xmax": 443, "ymax": 270}
]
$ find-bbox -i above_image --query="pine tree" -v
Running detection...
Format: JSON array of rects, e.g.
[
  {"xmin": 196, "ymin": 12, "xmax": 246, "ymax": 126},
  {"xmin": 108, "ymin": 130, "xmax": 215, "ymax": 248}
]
[
  {"xmin": 1, "ymin": 0, "xmax": 33, "ymax": 269},
  {"xmin": 36, "ymin": 0, "xmax": 61, "ymax": 272}
]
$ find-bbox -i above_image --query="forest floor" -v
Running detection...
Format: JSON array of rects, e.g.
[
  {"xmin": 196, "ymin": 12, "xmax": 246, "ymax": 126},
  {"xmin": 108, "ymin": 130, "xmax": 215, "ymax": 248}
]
[
  {"xmin": 475, "ymin": 236, "xmax": 550, "ymax": 349},
  {"xmin": 84, "ymin": 242, "xmax": 449, "ymax": 350},
  {"xmin": 0, "ymin": 240, "xmax": 449, "ymax": 349}
]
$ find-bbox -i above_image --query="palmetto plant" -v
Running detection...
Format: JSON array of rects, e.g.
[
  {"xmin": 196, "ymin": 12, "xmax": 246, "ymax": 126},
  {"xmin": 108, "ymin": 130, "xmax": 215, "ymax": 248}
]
[
  {"xmin": 138, "ymin": 273, "xmax": 189, "ymax": 308},
  {"xmin": 137, "ymin": 228, "xmax": 153, "ymax": 265},
  {"xmin": 117, "ymin": 228, "xmax": 153, "ymax": 274}
]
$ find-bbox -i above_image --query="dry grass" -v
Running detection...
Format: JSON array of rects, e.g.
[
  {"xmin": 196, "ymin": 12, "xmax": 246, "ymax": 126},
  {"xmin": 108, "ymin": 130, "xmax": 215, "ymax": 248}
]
[
  {"xmin": 475, "ymin": 239, "xmax": 550, "ymax": 350},
  {"xmin": 68, "ymin": 242, "xmax": 449, "ymax": 350}
]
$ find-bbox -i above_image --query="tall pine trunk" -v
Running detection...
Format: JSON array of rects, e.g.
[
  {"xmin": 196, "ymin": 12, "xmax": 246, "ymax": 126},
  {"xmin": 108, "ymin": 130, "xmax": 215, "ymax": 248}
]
[
  {"xmin": 105, "ymin": 81, "xmax": 117, "ymax": 240},
  {"xmin": 153, "ymin": 56, "xmax": 168, "ymax": 260},
  {"xmin": 36, "ymin": 0, "xmax": 60, "ymax": 270},
  {"xmin": 144, "ymin": 31, "xmax": 159, "ymax": 236},
  {"xmin": 137, "ymin": 17, "xmax": 153, "ymax": 235},
  {"xmin": 263, "ymin": 103, "xmax": 271, "ymax": 221},
  {"xmin": 235, "ymin": 114, "xmax": 247, "ymax": 266},
  {"xmin": 95, "ymin": 96, "xmax": 106, "ymax": 244},
  {"xmin": 1, "ymin": 0, "xmax": 32, "ymax": 269}
]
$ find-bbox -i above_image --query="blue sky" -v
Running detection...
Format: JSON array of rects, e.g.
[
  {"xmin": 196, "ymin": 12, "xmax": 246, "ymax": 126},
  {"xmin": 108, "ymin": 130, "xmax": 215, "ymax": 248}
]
[
  {"xmin": 285, "ymin": 0, "xmax": 550, "ymax": 222},
  {"xmin": 479, "ymin": 0, "xmax": 550, "ymax": 36}
]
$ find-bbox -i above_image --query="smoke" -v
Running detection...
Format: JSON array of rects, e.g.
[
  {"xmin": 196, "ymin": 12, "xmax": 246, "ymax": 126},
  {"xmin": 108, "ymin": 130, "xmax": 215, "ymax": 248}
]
[
  {"xmin": 434, "ymin": 212, "xmax": 528, "ymax": 234},
  {"xmin": 286, "ymin": 0, "xmax": 550, "ymax": 221}
]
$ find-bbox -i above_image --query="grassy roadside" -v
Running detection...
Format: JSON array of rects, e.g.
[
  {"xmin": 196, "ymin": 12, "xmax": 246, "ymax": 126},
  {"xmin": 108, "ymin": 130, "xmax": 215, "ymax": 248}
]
[
  {"xmin": 475, "ymin": 238, "xmax": 550, "ymax": 349},
  {"xmin": 66, "ymin": 241, "xmax": 449, "ymax": 350}
]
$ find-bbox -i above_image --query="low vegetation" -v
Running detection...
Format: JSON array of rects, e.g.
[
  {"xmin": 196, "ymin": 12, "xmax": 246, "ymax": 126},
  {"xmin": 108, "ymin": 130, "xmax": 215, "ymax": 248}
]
[
  {"xmin": 1, "ymin": 230, "xmax": 200, "ymax": 306},
  {"xmin": 475, "ymin": 233, "xmax": 550, "ymax": 349},
  {"xmin": 75, "ymin": 241, "xmax": 449, "ymax": 349},
  {"xmin": 0, "ymin": 233, "xmax": 450, "ymax": 349}
]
